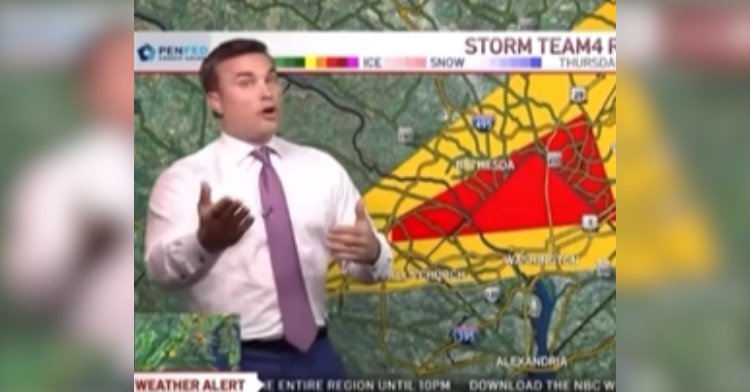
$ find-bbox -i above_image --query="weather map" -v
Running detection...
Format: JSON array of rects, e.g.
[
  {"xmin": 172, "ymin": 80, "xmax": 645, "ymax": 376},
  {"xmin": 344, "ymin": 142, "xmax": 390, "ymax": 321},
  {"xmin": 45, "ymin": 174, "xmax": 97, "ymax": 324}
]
[
  {"xmin": 135, "ymin": 314, "xmax": 240, "ymax": 371},
  {"xmin": 135, "ymin": 0, "xmax": 615, "ymax": 384}
]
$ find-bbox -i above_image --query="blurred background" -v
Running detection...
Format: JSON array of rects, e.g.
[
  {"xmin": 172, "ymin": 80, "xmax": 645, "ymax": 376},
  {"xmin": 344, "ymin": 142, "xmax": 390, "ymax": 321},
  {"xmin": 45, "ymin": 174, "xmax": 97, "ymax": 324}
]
[
  {"xmin": 620, "ymin": 2, "xmax": 750, "ymax": 391},
  {"xmin": 0, "ymin": 0, "xmax": 748, "ymax": 391},
  {"xmin": 0, "ymin": 2, "xmax": 132, "ymax": 390}
]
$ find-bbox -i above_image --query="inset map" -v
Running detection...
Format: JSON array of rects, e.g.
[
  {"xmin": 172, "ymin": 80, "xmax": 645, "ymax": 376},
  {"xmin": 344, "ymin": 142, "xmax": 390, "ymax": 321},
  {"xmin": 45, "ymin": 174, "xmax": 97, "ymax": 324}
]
[{"xmin": 135, "ymin": 314, "xmax": 240, "ymax": 371}]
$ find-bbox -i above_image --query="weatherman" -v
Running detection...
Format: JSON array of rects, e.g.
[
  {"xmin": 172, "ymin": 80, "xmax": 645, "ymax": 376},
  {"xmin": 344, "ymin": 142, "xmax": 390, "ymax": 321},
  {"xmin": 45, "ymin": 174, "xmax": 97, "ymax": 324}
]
[{"xmin": 145, "ymin": 39, "xmax": 393, "ymax": 379}]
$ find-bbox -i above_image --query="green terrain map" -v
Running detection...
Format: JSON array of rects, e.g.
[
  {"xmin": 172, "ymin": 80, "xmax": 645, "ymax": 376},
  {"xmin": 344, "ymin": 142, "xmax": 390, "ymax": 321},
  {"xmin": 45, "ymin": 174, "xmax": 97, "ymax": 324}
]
[
  {"xmin": 135, "ymin": 314, "xmax": 240, "ymax": 371},
  {"xmin": 134, "ymin": 0, "xmax": 616, "ymax": 383}
]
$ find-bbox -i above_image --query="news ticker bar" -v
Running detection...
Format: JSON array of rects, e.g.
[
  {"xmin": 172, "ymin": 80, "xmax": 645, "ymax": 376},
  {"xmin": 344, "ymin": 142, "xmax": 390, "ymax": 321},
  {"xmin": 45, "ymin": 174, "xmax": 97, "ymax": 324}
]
[
  {"xmin": 134, "ymin": 373, "xmax": 617, "ymax": 392},
  {"xmin": 134, "ymin": 32, "xmax": 615, "ymax": 73}
]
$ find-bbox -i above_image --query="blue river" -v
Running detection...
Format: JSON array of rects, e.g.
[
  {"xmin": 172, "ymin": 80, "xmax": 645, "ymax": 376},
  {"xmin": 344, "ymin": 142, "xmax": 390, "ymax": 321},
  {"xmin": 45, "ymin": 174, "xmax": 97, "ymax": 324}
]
[
  {"xmin": 210, "ymin": 323, "xmax": 241, "ymax": 370},
  {"xmin": 526, "ymin": 277, "xmax": 559, "ymax": 383}
]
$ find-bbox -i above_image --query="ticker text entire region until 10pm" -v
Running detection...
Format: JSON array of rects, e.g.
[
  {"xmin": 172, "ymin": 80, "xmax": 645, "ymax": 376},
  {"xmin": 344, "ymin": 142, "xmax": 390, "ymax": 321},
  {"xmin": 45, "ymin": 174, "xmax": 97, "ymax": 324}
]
[{"xmin": 265, "ymin": 378, "xmax": 616, "ymax": 392}]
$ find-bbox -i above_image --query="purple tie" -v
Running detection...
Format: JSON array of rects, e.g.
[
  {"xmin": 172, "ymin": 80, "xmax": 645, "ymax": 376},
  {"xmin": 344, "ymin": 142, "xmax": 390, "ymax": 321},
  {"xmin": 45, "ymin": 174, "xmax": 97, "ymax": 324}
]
[{"xmin": 252, "ymin": 146, "xmax": 318, "ymax": 351}]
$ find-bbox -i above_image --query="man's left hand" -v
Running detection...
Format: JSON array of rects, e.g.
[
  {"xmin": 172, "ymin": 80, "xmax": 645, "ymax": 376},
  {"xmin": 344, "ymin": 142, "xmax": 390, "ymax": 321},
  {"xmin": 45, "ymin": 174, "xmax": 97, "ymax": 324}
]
[{"xmin": 327, "ymin": 201, "xmax": 381, "ymax": 265}]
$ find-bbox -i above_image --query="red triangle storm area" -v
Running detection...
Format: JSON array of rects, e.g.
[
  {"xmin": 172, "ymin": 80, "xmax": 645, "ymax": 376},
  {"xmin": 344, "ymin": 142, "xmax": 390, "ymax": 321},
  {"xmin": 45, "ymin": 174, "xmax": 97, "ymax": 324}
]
[{"xmin": 390, "ymin": 116, "xmax": 615, "ymax": 242}]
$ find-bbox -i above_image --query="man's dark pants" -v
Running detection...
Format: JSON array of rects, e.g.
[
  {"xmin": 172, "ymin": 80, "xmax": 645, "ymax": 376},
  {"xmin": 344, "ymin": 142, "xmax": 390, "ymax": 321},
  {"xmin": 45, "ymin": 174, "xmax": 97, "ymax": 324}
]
[{"xmin": 240, "ymin": 330, "xmax": 347, "ymax": 382}]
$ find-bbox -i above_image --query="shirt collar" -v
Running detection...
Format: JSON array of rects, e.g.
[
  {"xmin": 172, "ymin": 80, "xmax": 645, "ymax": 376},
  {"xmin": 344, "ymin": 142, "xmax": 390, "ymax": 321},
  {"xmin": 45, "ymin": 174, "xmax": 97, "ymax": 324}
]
[{"xmin": 218, "ymin": 132, "xmax": 287, "ymax": 166}]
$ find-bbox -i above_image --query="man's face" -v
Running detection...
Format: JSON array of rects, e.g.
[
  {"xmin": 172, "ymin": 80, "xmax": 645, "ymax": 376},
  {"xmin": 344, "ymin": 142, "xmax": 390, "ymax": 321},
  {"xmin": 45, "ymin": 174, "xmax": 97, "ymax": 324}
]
[
  {"xmin": 87, "ymin": 31, "xmax": 134, "ymax": 130},
  {"xmin": 209, "ymin": 53, "xmax": 281, "ymax": 141}
]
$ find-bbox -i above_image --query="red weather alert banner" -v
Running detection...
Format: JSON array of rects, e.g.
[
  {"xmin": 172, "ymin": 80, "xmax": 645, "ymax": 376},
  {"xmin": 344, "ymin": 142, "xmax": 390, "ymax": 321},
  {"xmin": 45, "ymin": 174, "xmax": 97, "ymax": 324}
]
[{"xmin": 134, "ymin": 373, "xmax": 263, "ymax": 392}]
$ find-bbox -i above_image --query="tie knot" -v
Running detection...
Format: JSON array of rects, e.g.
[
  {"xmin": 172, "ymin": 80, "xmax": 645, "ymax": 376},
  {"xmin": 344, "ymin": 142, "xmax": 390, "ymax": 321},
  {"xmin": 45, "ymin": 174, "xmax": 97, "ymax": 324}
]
[{"xmin": 252, "ymin": 146, "xmax": 273, "ymax": 165}]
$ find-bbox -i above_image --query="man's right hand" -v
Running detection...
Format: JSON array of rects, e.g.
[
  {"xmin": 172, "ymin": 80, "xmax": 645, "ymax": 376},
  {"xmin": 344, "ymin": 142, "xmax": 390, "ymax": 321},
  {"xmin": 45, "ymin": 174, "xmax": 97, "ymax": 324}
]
[{"xmin": 197, "ymin": 183, "xmax": 254, "ymax": 253}]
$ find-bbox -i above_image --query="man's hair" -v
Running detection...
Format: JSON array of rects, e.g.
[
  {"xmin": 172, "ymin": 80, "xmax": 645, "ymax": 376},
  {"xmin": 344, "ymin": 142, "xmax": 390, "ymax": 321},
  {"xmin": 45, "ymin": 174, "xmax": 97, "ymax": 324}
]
[{"xmin": 199, "ymin": 39, "xmax": 270, "ymax": 94}]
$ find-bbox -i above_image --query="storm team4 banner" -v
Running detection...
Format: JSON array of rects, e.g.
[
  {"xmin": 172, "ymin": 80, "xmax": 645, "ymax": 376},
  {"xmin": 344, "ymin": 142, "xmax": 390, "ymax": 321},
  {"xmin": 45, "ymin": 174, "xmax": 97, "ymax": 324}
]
[{"xmin": 134, "ymin": 32, "xmax": 615, "ymax": 74}]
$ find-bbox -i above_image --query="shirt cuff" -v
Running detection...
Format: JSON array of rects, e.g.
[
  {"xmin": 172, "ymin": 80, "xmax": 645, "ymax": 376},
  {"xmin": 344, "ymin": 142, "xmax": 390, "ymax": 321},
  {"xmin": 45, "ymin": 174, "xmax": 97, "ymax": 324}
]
[
  {"xmin": 168, "ymin": 233, "xmax": 222, "ymax": 279},
  {"xmin": 367, "ymin": 234, "xmax": 392, "ymax": 280}
]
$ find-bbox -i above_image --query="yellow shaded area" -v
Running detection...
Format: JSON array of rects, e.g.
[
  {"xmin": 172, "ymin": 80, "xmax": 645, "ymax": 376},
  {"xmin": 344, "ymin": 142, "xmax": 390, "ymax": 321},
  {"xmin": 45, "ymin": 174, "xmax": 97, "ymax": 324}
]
[
  {"xmin": 618, "ymin": 69, "xmax": 717, "ymax": 288},
  {"xmin": 327, "ymin": 3, "xmax": 618, "ymax": 293}
]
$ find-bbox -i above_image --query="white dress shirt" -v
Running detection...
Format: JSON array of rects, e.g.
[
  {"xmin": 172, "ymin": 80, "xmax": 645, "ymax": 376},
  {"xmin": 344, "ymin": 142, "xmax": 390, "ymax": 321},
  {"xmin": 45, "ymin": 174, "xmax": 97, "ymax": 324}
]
[
  {"xmin": 3, "ymin": 125, "xmax": 134, "ymax": 374},
  {"xmin": 145, "ymin": 134, "xmax": 392, "ymax": 340}
]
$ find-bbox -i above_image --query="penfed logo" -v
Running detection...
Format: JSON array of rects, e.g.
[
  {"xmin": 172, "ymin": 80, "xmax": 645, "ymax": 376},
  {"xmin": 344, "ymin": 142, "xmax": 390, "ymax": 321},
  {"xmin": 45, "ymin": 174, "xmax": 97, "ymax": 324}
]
[{"xmin": 137, "ymin": 44, "xmax": 208, "ymax": 62}]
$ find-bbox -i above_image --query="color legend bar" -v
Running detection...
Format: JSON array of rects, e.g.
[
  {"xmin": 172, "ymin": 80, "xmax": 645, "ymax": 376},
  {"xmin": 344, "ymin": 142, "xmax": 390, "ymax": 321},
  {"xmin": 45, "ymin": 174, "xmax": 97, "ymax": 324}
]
[
  {"xmin": 489, "ymin": 57, "xmax": 543, "ymax": 69},
  {"xmin": 274, "ymin": 56, "xmax": 358, "ymax": 70},
  {"xmin": 381, "ymin": 57, "xmax": 427, "ymax": 68}
]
